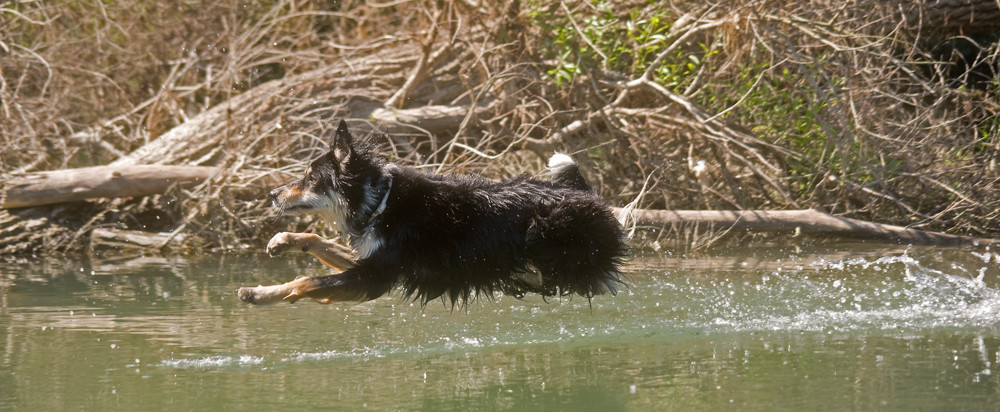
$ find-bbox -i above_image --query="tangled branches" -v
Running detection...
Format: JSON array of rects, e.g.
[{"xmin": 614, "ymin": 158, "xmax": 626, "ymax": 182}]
[
  {"xmin": 511, "ymin": 0, "xmax": 1000, "ymax": 237},
  {"xmin": 1, "ymin": 0, "xmax": 999, "ymax": 254}
]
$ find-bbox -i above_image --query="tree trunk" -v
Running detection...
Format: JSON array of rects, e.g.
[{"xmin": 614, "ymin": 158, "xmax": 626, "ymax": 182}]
[
  {"xmin": 617, "ymin": 207, "xmax": 997, "ymax": 247},
  {"xmin": 897, "ymin": 0, "xmax": 1000, "ymax": 35},
  {"xmin": 2, "ymin": 165, "xmax": 217, "ymax": 209}
]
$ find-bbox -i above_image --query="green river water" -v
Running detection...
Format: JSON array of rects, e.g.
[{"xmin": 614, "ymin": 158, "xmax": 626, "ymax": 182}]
[{"xmin": 2, "ymin": 243, "xmax": 999, "ymax": 411}]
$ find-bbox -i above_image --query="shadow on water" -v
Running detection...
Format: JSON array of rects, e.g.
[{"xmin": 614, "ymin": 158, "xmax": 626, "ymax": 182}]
[{"xmin": 2, "ymin": 242, "xmax": 1000, "ymax": 410}]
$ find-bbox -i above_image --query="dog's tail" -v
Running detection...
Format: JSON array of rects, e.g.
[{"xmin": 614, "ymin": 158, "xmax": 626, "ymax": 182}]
[{"xmin": 547, "ymin": 153, "xmax": 591, "ymax": 191}]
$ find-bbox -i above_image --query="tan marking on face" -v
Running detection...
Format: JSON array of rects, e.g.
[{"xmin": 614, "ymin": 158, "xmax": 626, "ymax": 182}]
[{"xmin": 283, "ymin": 185, "xmax": 304, "ymax": 201}]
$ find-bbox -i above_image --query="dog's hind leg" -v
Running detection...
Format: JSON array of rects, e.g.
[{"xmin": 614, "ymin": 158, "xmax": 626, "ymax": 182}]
[
  {"xmin": 266, "ymin": 232, "xmax": 355, "ymax": 270},
  {"xmin": 525, "ymin": 199, "xmax": 627, "ymax": 297}
]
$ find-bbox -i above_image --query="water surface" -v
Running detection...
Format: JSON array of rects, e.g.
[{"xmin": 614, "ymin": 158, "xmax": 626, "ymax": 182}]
[{"xmin": 2, "ymin": 243, "xmax": 999, "ymax": 410}]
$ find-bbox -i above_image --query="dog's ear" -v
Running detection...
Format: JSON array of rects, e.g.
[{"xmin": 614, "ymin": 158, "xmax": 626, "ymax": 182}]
[{"xmin": 330, "ymin": 119, "xmax": 354, "ymax": 164}]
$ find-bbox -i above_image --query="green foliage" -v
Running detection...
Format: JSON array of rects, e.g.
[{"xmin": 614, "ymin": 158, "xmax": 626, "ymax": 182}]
[
  {"xmin": 528, "ymin": 1, "xmax": 711, "ymax": 90},
  {"xmin": 703, "ymin": 61, "xmax": 900, "ymax": 197},
  {"xmin": 723, "ymin": 65, "xmax": 831, "ymax": 176},
  {"xmin": 526, "ymin": 2, "xmax": 993, "ymax": 218}
]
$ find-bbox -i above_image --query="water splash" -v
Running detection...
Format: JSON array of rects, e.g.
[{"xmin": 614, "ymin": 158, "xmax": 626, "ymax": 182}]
[
  {"xmin": 157, "ymin": 249, "xmax": 1000, "ymax": 371},
  {"xmin": 696, "ymin": 251, "xmax": 1000, "ymax": 333},
  {"xmin": 160, "ymin": 355, "xmax": 265, "ymax": 369}
]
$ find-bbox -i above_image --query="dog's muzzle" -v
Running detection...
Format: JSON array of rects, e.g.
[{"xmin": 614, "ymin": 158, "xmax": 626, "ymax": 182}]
[{"xmin": 268, "ymin": 185, "xmax": 288, "ymax": 207}]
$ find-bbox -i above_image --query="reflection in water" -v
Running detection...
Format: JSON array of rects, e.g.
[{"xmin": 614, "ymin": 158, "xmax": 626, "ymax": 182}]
[{"xmin": 1, "ymin": 244, "xmax": 1000, "ymax": 410}]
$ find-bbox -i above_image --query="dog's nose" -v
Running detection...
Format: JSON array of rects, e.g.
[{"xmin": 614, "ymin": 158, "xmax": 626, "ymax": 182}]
[{"xmin": 268, "ymin": 187, "xmax": 283, "ymax": 203}]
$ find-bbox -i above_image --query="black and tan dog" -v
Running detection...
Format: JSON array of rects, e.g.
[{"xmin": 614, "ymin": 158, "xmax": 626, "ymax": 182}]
[{"xmin": 238, "ymin": 120, "xmax": 627, "ymax": 305}]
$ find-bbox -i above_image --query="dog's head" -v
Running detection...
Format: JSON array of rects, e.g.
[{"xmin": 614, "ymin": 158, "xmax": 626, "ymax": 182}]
[{"xmin": 269, "ymin": 119, "xmax": 385, "ymax": 234}]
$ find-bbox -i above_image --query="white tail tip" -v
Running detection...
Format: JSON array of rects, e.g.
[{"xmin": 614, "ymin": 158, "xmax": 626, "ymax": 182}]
[{"xmin": 547, "ymin": 152, "xmax": 576, "ymax": 171}]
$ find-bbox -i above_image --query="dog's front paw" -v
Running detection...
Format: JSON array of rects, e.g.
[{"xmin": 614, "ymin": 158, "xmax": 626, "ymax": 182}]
[{"xmin": 266, "ymin": 232, "xmax": 302, "ymax": 256}]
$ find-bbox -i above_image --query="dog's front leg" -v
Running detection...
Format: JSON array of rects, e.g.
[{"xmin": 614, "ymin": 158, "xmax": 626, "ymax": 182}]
[
  {"xmin": 266, "ymin": 232, "xmax": 355, "ymax": 271},
  {"xmin": 237, "ymin": 233, "xmax": 358, "ymax": 305},
  {"xmin": 238, "ymin": 276, "xmax": 322, "ymax": 305},
  {"xmin": 239, "ymin": 266, "xmax": 391, "ymax": 305}
]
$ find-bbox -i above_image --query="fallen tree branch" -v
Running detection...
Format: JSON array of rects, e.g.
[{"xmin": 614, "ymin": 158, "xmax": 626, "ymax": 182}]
[
  {"xmin": 90, "ymin": 228, "xmax": 187, "ymax": 252},
  {"xmin": 614, "ymin": 207, "xmax": 997, "ymax": 247},
  {"xmin": 368, "ymin": 103, "xmax": 478, "ymax": 136},
  {"xmin": 1, "ymin": 165, "xmax": 218, "ymax": 209}
]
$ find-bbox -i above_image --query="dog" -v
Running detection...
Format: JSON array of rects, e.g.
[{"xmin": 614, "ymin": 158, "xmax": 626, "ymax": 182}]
[{"xmin": 237, "ymin": 120, "xmax": 627, "ymax": 305}]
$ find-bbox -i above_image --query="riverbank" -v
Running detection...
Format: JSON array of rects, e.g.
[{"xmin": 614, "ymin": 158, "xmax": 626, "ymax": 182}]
[{"xmin": 2, "ymin": 1, "xmax": 998, "ymax": 255}]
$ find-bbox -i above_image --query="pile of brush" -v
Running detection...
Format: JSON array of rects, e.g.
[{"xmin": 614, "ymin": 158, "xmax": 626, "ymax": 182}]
[{"xmin": 2, "ymin": 1, "xmax": 998, "ymax": 255}]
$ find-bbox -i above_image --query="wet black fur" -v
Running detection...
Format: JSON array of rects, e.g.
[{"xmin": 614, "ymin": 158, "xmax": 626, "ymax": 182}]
[{"xmin": 271, "ymin": 120, "xmax": 628, "ymax": 305}]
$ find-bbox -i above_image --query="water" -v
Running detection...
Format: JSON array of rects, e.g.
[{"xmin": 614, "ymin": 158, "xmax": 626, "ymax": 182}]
[{"xmin": 2, "ymin": 243, "xmax": 1000, "ymax": 411}]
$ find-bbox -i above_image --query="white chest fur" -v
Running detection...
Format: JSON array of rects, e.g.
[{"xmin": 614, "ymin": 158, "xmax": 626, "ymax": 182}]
[{"xmin": 354, "ymin": 228, "xmax": 383, "ymax": 259}]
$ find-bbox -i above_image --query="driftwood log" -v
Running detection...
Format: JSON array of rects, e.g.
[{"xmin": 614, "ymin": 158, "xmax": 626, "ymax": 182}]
[
  {"xmin": 617, "ymin": 207, "xmax": 997, "ymax": 247},
  {"xmin": 90, "ymin": 228, "xmax": 186, "ymax": 252},
  {"xmin": 1, "ymin": 165, "xmax": 217, "ymax": 209}
]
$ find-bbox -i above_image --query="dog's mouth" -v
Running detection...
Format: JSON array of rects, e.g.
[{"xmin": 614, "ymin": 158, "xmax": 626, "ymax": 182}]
[
  {"xmin": 269, "ymin": 189, "xmax": 349, "ymax": 228},
  {"xmin": 275, "ymin": 202, "xmax": 314, "ymax": 215}
]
